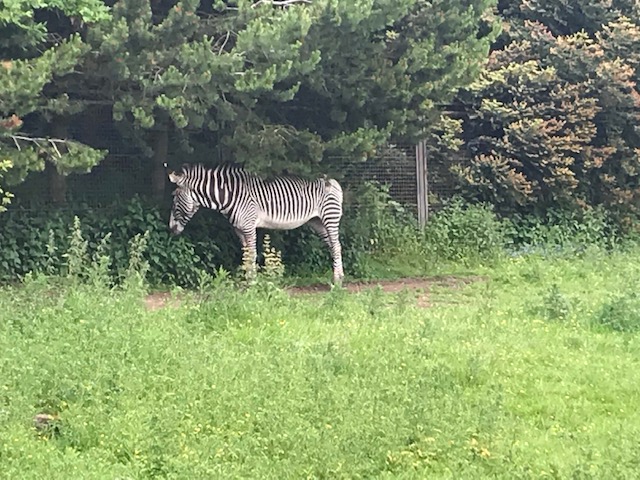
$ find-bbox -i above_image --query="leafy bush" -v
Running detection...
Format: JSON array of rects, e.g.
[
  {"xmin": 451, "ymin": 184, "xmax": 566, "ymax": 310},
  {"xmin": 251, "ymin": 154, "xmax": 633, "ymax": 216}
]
[
  {"xmin": 504, "ymin": 206, "xmax": 619, "ymax": 254},
  {"xmin": 275, "ymin": 191, "xmax": 509, "ymax": 276},
  {"xmin": 338, "ymin": 182, "xmax": 422, "ymax": 277},
  {"xmin": 0, "ymin": 188, "xmax": 511, "ymax": 287},
  {"xmin": 4, "ymin": 185, "xmax": 626, "ymax": 288},
  {"xmin": 273, "ymin": 181, "xmax": 424, "ymax": 279},
  {"xmin": 422, "ymin": 197, "xmax": 507, "ymax": 264},
  {"xmin": 0, "ymin": 196, "xmax": 239, "ymax": 288}
]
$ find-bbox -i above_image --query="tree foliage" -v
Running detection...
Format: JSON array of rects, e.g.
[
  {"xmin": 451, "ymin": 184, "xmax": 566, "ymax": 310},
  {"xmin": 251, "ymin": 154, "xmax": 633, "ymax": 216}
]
[
  {"xmin": 452, "ymin": 0, "xmax": 640, "ymax": 217},
  {"xmin": 71, "ymin": 0, "xmax": 497, "ymax": 176},
  {"xmin": 0, "ymin": 0, "xmax": 110, "ymax": 208},
  {"xmin": 1, "ymin": 0, "xmax": 497, "ymax": 207}
]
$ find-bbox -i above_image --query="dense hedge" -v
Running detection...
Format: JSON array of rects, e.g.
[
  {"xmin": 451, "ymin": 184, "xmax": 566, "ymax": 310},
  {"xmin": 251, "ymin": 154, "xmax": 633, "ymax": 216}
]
[
  {"xmin": 2, "ymin": 183, "xmax": 428, "ymax": 286},
  {"xmin": 0, "ymin": 183, "xmax": 624, "ymax": 288}
]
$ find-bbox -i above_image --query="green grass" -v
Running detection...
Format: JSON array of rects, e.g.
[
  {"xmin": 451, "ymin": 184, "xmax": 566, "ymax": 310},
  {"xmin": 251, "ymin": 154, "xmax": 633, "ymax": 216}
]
[{"xmin": 2, "ymin": 248, "xmax": 640, "ymax": 478}]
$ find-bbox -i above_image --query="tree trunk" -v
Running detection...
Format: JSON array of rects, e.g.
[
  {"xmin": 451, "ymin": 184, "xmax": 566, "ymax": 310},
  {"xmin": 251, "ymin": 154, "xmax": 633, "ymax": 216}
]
[
  {"xmin": 48, "ymin": 120, "xmax": 68, "ymax": 204},
  {"xmin": 151, "ymin": 128, "xmax": 168, "ymax": 201}
]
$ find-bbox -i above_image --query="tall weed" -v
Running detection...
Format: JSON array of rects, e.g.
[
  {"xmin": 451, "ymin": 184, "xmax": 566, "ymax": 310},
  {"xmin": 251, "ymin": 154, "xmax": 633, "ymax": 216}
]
[
  {"xmin": 122, "ymin": 231, "xmax": 151, "ymax": 292},
  {"xmin": 537, "ymin": 284, "xmax": 573, "ymax": 322},
  {"xmin": 62, "ymin": 216, "xmax": 113, "ymax": 289},
  {"xmin": 87, "ymin": 232, "xmax": 113, "ymax": 288},
  {"xmin": 63, "ymin": 216, "xmax": 89, "ymax": 280},
  {"xmin": 0, "ymin": 197, "xmax": 238, "ymax": 288}
]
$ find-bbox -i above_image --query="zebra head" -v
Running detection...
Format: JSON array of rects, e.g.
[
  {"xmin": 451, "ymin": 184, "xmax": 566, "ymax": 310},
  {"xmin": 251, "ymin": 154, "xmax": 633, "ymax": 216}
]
[{"xmin": 167, "ymin": 165, "xmax": 200, "ymax": 235}]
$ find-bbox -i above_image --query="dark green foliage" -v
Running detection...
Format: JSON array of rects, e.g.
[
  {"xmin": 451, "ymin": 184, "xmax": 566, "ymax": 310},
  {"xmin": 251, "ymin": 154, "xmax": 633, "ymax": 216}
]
[
  {"xmin": 279, "ymin": 188, "xmax": 509, "ymax": 278},
  {"xmin": 0, "ymin": 186, "xmax": 511, "ymax": 286},
  {"xmin": 3, "ymin": 0, "xmax": 499, "ymax": 207},
  {"xmin": 82, "ymin": 0, "xmax": 496, "ymax": 177},
  {"xmin": 4, "ymin": 191, "xmax": 631, "ymax": 288},
  {"xmin": 337, "ymin": 182, "xmax": 423, "ymax": 277},
  {"xmin": 0, "ymin": 0, "xmax": 110, "ymax": 207},
  {"xmin": 592, "ymin": 291, "xmax": 640, "ymax": 333},
  {"xmin": 284, "ymin": 0, "xmax": 499, "ymax": 164},
  {"xmin": 0, "ymin": 196, "xmax": 240, "ymax": 287},
  {"xmin": 447, "ymin": 0, "xmax": 640, "ymax": 218},
  {"xmin": 273, "ymin": 181, "xmax": 429, "ymax": 279},
  {"xmin": 3, "ymin": 182, "xmax": 625, "ymax": 288},
  {"xmin": 504, "ymin": 206, "xmax": 620, "ymax": 254}
]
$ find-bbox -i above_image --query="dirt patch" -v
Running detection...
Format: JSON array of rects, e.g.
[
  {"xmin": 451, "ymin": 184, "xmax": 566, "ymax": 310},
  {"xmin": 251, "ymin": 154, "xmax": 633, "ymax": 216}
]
[
  {"xmin": 143, "ymin": 275, "xmax": 484, "ymax": 311},
  {"xmin": 288, "ymin": 275, "xmax": 480, "ymax": 295},
  {"xmin": 144, "ymin": 292, "xmax": 181, "ymax": 311},
  {"xmin": 287, "ymin": 275, "xmax": 484, "ymax": 308}
]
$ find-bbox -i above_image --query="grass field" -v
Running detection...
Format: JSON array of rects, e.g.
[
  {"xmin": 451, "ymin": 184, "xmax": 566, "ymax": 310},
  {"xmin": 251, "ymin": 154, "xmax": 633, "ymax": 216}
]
[{"xmin": 2, "ymin": 247, "xmax": 640, "ymax": 479}]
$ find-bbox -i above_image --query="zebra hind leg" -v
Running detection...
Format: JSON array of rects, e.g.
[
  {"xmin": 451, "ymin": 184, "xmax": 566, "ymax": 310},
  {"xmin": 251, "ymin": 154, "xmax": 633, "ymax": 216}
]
[
  {"xmin": 308, "ymin": 218, "xmax": 332, "ymax": 249},
  {"xmin": 326, "ymin": 225, "xmax": 344, "ymax": 287},
  {"xmin": 308, "ymin": 218, "xmax": 344, "ymax": 287}
]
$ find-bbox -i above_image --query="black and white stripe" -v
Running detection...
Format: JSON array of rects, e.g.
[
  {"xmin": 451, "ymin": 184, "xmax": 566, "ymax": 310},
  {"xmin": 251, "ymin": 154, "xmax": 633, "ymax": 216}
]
[{"xmin": 167, "ymin": 163, "xmax": 344, "ymax": 285}]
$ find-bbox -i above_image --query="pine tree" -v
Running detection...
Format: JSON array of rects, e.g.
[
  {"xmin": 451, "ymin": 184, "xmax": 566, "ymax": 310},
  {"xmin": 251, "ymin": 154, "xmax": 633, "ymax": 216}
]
[
  {"xmin": 2, "ymin": 0, "xmax": 499, "ymax": 205},
  {"xmin": 0, "ymin": 0, "xmax": 110, "ymax": 209},
  {"xmin": 78, "ymin": 0, "xmax": 498, "ymax": 188}
]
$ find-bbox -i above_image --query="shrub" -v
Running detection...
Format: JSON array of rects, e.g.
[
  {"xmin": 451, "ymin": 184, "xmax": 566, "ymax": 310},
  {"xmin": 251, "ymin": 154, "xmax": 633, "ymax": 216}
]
[
  {"xmin": 422, "ymin": 197, "xmax": 507, "ymax": 264},
  {"xmin": 17, "ymin": 213, "xmax": 154, "ymax": 294},
  {"xmin": 0, "ymin": 188, "xmax": 510, "ymax": 287},
  {"xmin": 5, "ymin": 185, "xmax": 626, "ymax": 288},
  {"xmin": 0, "ymin": 196, "xmax": 238, "ymax": 288},
  {"xmin": 504, "ymin": 206, "xmax": 619, "ymax": 254},
  {"xmin": 274, "ymin": 181, "xmax": 423, "ymax": 279}
]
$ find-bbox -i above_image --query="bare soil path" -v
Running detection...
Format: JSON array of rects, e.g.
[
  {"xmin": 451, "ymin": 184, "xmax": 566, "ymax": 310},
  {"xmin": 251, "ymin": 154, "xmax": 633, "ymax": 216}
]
[
  {"xmin": 287, "ymin": 275, "xmax": 483, "ymax": 308},
  {"xmin": 144, "ymin": 275, "xmax": 484, "ymax": 311}
]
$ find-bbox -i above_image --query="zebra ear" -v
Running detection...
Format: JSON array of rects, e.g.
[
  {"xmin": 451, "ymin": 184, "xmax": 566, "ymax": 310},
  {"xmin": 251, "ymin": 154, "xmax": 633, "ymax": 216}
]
[{"xmin": 166, "ymin": 164, "xmax": 183, "ymax": 184}]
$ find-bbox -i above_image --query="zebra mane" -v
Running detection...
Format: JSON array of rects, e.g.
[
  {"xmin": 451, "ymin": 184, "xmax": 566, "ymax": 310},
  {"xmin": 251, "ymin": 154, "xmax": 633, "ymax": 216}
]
[
  {"xmin": 176, "ymin": 162, "xmax": 312, "ymax": 182},
  {"xmin": 178, "ymin": 162, "xmax": 245, "ymax": 174}
]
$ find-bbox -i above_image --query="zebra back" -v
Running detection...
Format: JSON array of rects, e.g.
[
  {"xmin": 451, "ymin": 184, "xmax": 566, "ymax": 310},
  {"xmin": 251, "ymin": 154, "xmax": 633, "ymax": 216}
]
[{"xmin": 175, "ymin": 163, "xmax": 342, "ymax": 223}]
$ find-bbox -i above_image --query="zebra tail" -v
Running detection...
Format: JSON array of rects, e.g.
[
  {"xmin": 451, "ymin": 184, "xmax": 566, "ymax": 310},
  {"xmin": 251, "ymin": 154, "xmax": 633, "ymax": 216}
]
[{"xmin": 325, "ymin": 178, "xmax": 343, "ymax": 204}]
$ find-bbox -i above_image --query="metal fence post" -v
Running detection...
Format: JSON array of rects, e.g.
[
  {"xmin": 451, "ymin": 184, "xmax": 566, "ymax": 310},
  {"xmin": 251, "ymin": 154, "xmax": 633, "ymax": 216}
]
[{"xmin": 415, "ymin": 140, "xmax": 429, "ymax": 227}]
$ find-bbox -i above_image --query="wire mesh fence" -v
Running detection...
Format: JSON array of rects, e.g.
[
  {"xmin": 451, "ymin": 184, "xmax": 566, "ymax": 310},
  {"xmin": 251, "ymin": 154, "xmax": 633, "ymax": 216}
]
[
  {"xmin": 331, "ymin": 143, "xmax": 460, "ymax": 217},
  {"xmin": 8, "ymin": 136, "xmax": 460, "ymax": 218},
  {"xmin": 332, "ymin": 143, "xmax": 418, "ymax": 205}
]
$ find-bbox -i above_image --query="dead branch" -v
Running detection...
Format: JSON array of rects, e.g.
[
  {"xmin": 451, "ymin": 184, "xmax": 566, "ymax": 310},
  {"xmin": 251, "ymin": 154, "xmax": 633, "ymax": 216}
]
[
  {"xmin": 218, "ymin": 31, "xmax": 231, "ymax": 55},
  {"xmin": 4, "ymin": 135, "xmax": 76, "ymax": 158},
  {"xmin": 252, "ymin": 0, "xmax": 312, "ymax": 8}
]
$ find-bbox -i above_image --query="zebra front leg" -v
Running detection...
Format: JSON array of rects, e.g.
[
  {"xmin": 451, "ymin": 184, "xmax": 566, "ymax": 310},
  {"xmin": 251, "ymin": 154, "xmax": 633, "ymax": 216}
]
[
  {"xmin": 239, "ymin": 229, "xmax": 258, "ymax": 283},
  {"xmin": 234, "ymin": 227, "xmax": 247, "ymax": 248}
]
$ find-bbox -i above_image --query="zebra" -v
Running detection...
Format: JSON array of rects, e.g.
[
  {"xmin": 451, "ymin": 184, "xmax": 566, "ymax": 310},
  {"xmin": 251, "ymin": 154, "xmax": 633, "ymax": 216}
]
[{"xmin": 165, "ymin": 162, "xmax": 345, "ymax": 286}]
